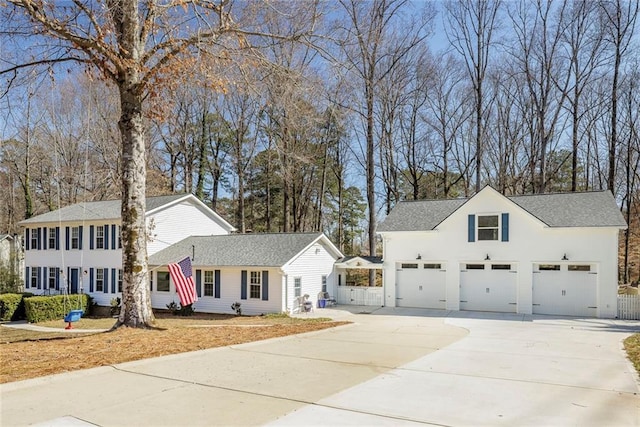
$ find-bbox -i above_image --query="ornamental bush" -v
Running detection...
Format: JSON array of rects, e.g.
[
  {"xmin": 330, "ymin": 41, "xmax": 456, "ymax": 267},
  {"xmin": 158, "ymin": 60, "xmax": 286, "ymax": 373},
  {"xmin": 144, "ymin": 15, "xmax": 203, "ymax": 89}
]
[
  {"xmin": 24, "ymin": 294, "xmax": 92, "ymax": 323},
  {"xmin": 0, "ymin": 293, "xmax": 34, "ymax": 321}
]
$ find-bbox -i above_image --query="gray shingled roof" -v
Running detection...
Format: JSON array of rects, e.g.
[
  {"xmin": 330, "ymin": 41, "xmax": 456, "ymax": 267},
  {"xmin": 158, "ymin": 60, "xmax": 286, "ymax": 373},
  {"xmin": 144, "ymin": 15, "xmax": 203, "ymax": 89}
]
[
  {"xmin": 377, "ymin": 190, "xmax": 626, "ymax": 232},
  {"xmin": 19, "ymin": 194, "xmax": 189, "ymax": 224},
  {"xmin": 149, "ymin": 233, "xmax": 338, "ymax": 267},
  {"xmin": 377, "ymin": 199, "xmax": 466, "ymax": 232}
]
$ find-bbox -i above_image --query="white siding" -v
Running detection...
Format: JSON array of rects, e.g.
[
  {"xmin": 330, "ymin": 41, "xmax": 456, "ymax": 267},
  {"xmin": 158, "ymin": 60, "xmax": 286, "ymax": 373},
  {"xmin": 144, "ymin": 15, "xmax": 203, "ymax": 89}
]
[
  {"xmin": 381, "ymin": 188, "xmax": 621, "ymax": 318},
  {"xmin": 283, "ymin": 242, "xmax": 338, "ymax": 312},
  {"xmin": 23, "ymin": 221, "xmax": 122, "ymax": 307},
  {"xmin": 150, "ymin": 268, "xmax": 283, "ymax": 316},
  {"xmin": 147, "ymin": 201, "xmax": 231, "ymax": 255}
]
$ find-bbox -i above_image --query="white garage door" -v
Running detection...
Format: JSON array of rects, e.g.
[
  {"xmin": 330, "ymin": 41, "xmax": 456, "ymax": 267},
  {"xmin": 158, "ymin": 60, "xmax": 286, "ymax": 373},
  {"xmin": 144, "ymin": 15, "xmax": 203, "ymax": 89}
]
[
  {"xmin": 532, "ymin": 264, "xmax": 597, "ymax": 317},
  {"xmin": 396, "ymin": 262, "xmax": 446, "ymax": 309},
  {"xmin": 460, "ymin": 263, "xmax": 517, "ymax": 313}
]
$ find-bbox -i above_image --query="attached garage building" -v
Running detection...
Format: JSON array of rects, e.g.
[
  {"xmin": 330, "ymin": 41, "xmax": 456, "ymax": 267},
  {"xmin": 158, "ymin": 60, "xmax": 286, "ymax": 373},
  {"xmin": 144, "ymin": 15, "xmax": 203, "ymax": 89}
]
[{"xmin": 378, "ymin": 186, "xmax": 627, "ymax": 318}]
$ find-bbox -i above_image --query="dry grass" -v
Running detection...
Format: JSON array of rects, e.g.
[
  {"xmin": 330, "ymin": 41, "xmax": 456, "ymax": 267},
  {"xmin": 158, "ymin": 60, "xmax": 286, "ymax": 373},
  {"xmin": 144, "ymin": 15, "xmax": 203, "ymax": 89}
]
[
  {"xmin": 0, "ymin": 313, "xmax": 347, "ymax": 384},
  {"xmin": 624, "ymin": 333, "xmax": 640, "ymax": 375}
]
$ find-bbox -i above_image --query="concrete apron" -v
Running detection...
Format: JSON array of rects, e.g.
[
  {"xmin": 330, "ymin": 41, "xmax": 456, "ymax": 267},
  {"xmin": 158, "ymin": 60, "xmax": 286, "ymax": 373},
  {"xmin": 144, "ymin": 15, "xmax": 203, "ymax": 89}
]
[{"xmin": 0, "ymin": 308, "xmax": 467, "ymax": 426}]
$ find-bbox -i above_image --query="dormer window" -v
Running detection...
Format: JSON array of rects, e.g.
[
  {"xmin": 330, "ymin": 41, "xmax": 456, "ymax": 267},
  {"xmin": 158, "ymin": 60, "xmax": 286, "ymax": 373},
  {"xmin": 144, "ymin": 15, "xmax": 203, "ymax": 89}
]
[
  {"xmin": 468, "ymin": 213, "xmax": 509, "ymax": 242},
  {"xmin": 478, "ymin": 215, "xmax": 499, "ymax": 241}
]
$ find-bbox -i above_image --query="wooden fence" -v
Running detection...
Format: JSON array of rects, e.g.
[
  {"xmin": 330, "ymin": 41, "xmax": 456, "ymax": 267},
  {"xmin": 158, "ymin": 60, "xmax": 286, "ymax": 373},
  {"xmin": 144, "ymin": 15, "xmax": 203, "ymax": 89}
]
[
  {"xmin": 336, "ymin": 286, "xmax": 384, "ymax": 306},
  {"xmin": 618, "ymin": 295, "xmax": 640, "ymax": 320}
]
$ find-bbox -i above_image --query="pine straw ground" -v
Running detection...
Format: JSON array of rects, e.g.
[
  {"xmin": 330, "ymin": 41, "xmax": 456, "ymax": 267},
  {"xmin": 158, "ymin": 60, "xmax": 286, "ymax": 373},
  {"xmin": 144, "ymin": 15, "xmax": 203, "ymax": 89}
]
[{"xmin": 0, "ymin": 313, "xmax": 348, "ymax": 384}]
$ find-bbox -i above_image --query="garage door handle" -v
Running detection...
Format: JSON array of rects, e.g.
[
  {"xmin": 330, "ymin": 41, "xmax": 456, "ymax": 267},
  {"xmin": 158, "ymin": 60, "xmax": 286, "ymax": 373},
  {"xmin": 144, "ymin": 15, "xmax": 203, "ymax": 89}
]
[
  {"xmin": 588, "ymin": 306, "xmax": 597, "ymax": 309},
  {"xmin": 532, "ymin": 303, "xmax": 541, "ymax": 306},
  {"xmin": 439, "ymin": 299, "xmax": 446, "ymax": 302},
  {"xmin": 460, "ymin": 300, "xmax": 468, "ymax": 303},
  {"xmin": 509, "ymin": 303, "xmax": 517, "ymax": 305}
]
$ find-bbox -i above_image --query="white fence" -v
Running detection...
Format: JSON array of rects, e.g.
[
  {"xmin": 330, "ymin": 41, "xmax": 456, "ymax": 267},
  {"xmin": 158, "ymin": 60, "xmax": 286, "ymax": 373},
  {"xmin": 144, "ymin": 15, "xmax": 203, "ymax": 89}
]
[
  {"xmin": 336, "ymin": 286, "xmax": 384, "ymax": 306},
  {"xmin": 618, "ymin": 295, "xmax": 640, "ymax": 320}
]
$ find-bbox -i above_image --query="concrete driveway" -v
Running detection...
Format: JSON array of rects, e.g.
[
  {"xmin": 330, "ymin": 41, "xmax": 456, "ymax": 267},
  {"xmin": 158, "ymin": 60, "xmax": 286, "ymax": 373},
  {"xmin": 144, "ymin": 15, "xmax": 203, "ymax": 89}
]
[{"xmin": 1, "ymin": 307, "xmax": 638, "ymax": 426}]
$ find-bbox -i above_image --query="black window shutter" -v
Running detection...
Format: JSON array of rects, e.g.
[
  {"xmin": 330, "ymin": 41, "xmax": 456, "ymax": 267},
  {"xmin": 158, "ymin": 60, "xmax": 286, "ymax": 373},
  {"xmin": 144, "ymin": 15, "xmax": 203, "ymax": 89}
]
[
  {"xmin": 65, "ymin": 227, "xmax": 70, "ymax": 250},
  {"xmin": 25, "ymin": 228, "xmax": 30, "ymax": 251},
  {"xmin": 240, "ymin": 270, "xmax": 247, "ymax": 300},
  {"xmin": 89, "ymin": 225, "xmax": 94, "ymax": 250},
  {"xmin": 262, "ymin": 271, "xmax": 269, "ymax": 301},
  {"xmin": 468, "ymin": 214, "xmax": 476, "ymax": 242},
  {"xmin": 214, "ymin": 270, "xmax": 221, "ymax": 299},
  {"xmin": 89, "ymin": 268, "xmax": 94, "ymax": 293},
  {"xmin": 55, "ymin": 227, "xmax": 60, "ymax": 250},
  {"xmin": 501, "ymin": 213, "xmax": 509, "ymax": 242},
  {"xmin": 78, "ymin": 226, "xmax": 83, "ymax": 250},
  {"xmin": 195, "ymin": 269, "xmax": 202, "ymax": 298}
]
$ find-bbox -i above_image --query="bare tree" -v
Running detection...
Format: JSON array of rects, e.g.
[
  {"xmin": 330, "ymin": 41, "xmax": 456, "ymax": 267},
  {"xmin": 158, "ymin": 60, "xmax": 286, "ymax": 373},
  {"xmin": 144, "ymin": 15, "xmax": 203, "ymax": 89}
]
[
  {"xmin": 599, "ymin": 0, "xmax": 638, "ymax": 193},
  {"xmin": 445, "ymin": 0, "xmax": 502, "ymax": 193},
  {"xmin": 337, "ymin": 0, "xmax": 432, "ymax": 263}
]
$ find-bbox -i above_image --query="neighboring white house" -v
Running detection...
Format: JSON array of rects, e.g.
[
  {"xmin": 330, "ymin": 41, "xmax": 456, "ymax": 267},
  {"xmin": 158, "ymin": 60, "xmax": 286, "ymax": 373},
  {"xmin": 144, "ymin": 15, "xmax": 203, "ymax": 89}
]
[
  {"xmin": 0, "ymin": 234, "xmax": 24, "ymax": 287},
  {"xmin": 377, "ymin": 186, "xmax": 627, "ymax": 318},
  {"xmin": 148, "ymin": 232, "xmax": 343, "ymax": 315},
  {"xmin": 18, "ymin": 194, "xmax": 235, "ymax": 305}
]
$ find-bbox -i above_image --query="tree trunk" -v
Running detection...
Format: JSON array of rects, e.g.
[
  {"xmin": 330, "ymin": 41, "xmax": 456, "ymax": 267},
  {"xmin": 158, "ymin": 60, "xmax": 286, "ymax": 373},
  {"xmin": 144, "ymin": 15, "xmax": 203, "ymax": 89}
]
[
  {"xmin": 111, "ymin": 0, "xmax": 154, "ymax": 328},
  {"xmin": 116, "ymin": 86, "xmax": 155, "ymax": 328}
]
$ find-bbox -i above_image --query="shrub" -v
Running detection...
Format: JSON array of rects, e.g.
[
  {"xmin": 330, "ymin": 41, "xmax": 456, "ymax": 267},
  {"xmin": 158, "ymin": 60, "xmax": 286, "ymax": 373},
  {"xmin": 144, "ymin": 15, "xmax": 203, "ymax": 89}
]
[
  {"xmin": 166, "ymin": 301, "xmax": 195, "ymax": 316},
  {"xmin": 24, "ymin": 294, "xmax": 92, "ymax": 323},
  {"xmin": 166, "ymin": 301, "xmax": 179, "ymax": 314},
  {"xmin": 0, "ymin": 292, "xmax": 34, "ymax": 321},
  {"xmin": 110, "ymin": 297, "xmax": 121, "ymax": 316},
  {"xmin": 231, "ymin": 302, "xmax": 242, "ymax": 316}
]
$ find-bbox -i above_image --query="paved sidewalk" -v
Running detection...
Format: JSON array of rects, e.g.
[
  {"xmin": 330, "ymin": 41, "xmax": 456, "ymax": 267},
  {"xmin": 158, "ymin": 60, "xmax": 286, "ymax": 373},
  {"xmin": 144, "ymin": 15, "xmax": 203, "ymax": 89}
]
[
  {"xmin": 1, "ymin": 308, "xmax": 639, "ymax": 426},
  {"xmin": 1, "ymin": 320, "xmax": 109, "ymax": 333}
]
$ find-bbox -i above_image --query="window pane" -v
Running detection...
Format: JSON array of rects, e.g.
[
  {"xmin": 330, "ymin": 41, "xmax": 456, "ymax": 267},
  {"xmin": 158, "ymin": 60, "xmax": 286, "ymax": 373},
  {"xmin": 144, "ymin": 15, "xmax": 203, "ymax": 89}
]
[
  {"xmin": 568, "ymin": 265, "xmax": 590, "ymax": 272},
  {"xmin": 478, "ymin": 229, "xmax": 498, "ymax": 241},
  {"xmin": 491, "ymin": 264, "xmax": 511, "ymax": 270},
  {"xmin": 466, "ymin": 264, "xmax": 485, "ymax": 270},
  {"xmin": 204, "ymin": 271, "xmax": 214, "ymax": 284},
  {"xmin": 539, "ymin": 264, "xmax": 560, "ymax": 271},
  {"xmin": 157, "ymin": 272, "xmax": 170, "ymax": 292},
  {"xmin": 204, "ymin": 283, "xmax": 214, "ymax": 296},
  {"xmin": 294, "ymin": 277, "xmax": 301, "ymax": 297},
  {"xmin": 478, "ymin": 215, "xmax": 498, "ymax": 227},
  {"xmin": 250, "ymin": 284, "xmax": 260, "ymax": 299},
  {"xmin": 401, "ymin": 263, "xmax": 418, "ymax": 269},
  {"xmin": 424, "ymin": 263, "xmax": 442, "ymax": 269}
]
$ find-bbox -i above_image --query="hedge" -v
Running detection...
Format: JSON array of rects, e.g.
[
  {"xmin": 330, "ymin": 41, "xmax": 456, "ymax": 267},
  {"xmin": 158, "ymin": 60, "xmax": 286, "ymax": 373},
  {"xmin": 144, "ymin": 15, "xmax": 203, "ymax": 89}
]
[
  {"xmin": 24, "ymin": 294, "xmax": 92, "ymax": 323},
  {"xmin": 0, "ymin": 293, "xmax": 34, "ymax": 321}
]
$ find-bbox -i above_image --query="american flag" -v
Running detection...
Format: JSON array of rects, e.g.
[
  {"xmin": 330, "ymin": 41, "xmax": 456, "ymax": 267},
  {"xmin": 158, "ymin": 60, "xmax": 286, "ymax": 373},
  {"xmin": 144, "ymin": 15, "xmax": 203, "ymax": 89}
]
[{"xmin": 168, "ymin": 256, "xmax": 198, "ymax": 307}]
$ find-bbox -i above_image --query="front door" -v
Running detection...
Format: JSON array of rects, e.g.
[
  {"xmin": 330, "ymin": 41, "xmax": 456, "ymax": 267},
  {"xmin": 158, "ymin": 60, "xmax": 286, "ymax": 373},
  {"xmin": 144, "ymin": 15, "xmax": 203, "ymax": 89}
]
[{"xmin": 70, "ymin": 268, "xmax": 79, "ymax": 294}]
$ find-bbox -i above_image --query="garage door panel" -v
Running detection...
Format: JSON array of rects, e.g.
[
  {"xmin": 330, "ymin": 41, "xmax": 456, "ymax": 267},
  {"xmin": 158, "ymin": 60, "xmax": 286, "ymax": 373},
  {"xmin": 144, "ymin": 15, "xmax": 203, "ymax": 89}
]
[
  {"xmin": 396, "ymin": 264, "xmax": 446, "ymax": 309},
  {"xmin": 532, "ymin": 264, "xmax": 597, "ymax": 317},
  {"xmin": 460, "ymin": 264, "xmax": 517, "ymax": 313}
]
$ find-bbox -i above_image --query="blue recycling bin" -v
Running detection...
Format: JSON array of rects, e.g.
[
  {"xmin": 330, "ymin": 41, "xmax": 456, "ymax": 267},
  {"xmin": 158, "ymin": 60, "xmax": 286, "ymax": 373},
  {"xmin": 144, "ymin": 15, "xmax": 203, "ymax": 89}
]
[{"xmin": 318, "ymin": 299, "xmax": 326, "ymax": 308}]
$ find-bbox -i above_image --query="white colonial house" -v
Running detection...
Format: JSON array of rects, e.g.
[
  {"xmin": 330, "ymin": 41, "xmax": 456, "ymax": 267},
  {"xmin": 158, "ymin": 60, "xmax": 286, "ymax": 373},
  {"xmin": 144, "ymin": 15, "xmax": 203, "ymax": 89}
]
[
  {"xmin": 19, "ymin": 194, "xmax": 235, "ymax": 305},
  {"xmin": 148, "ymin": 233, "xmax": 343, "ymax": 315},
  {"xmin": 377, "ymin": 186, "xmax": 627, "ymax": 318},
  {"xmin": 19, "ymin": 195, "xmax": 342, "ymax": 315}
]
